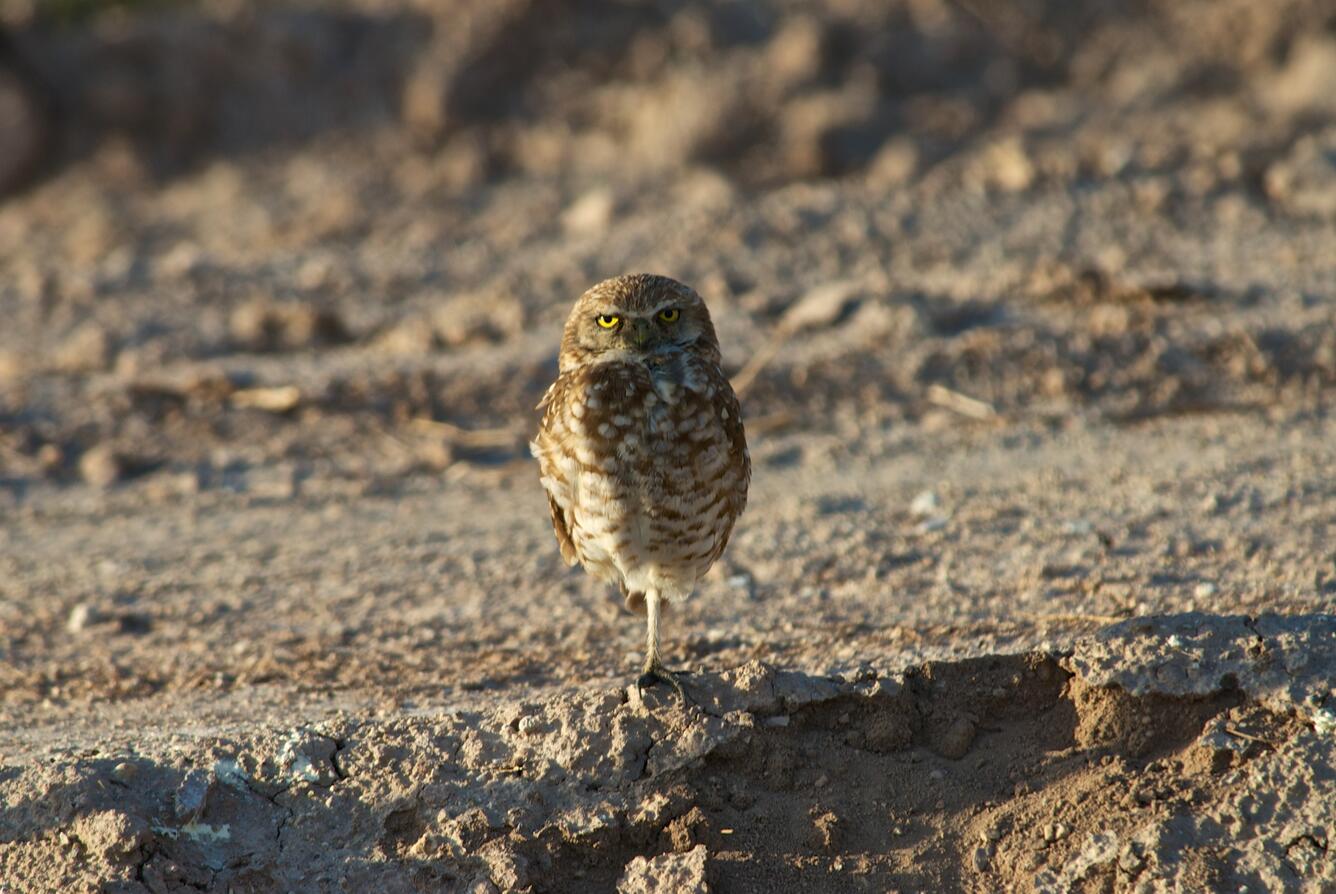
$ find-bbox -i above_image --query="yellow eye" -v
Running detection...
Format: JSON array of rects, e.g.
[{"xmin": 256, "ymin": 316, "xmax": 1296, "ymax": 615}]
[
  {"xmin": 657, "ymin": 308, "xmax": 680, "ymax": 323},
  {"xmin": 596, "ymin": 314, "xmax": 620, "ymax": 329}
]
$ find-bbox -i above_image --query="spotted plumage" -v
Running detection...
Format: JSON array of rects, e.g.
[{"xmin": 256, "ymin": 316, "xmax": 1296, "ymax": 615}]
[{"xmin": 531, "ymin": 273, "xmax": 750, "ymax": 697}]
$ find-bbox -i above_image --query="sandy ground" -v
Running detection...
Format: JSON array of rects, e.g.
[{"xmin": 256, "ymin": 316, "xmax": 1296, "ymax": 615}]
[{"xmin": 1, "ymin": 1, "xmax": 1335, "ymax": 891}]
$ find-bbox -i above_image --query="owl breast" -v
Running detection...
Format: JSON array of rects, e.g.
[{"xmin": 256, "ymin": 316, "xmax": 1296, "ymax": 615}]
[{"xmin": 533, "ymin": 353, "xmax": 749, "ymax": 602}]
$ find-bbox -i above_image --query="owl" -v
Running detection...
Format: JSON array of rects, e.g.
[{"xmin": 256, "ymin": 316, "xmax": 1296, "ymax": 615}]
[{"xmin": 532, "ymin": 274, "xmax": 750, "ymax": 700}]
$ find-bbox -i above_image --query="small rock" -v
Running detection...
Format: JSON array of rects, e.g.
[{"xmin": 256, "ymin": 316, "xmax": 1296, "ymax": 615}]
[
  {"xmin": 67, "ymin": 603, "xmax": 104, "ymax": 633},
  {"xmin": 663, "ymin": 806, "xmax": 710, "ymax": 852},
  {"xmin": 916, "ymin": 516, "xmax": 950, "ymax": 534},
  {"xmin": 909, "ymin": 490, "xmax": 940, "ymax": 517},
  {"xmin": 867, "ymin": 137, "xmax": 919, "ymax": 188},
  {"xmin": 936, "ymin": 715, "xmax": 976, "ymax": 760},
  {"xmin": 1041, "ymin": 822, "xmax": 1071, "ymax": 845},
  {"xmin": 617, "ymin": 843, "xmax": 709, "ymax": 893},
  {"xmin": 975, "ymin": 137, "xmax": 1034, "ymax": 192},
  {"xmin": 726, "ymin": 573, "xmax": 753, "ymax": 593},
  {"xmin": 278, "ymin": 729, "xmax": 340, "ymax": 786},
  {"xmin": 156, "ymin": 241, "xmax": 204, "ymax": 279},
  {"xmin": 779, "ymin": 281, "xmax": 863, "ymax": 334},
  {"xmin": 229, "ymin": 386, "xmax": 302, "ymax": 414},
  {"xmin": 111, "ymin": 761, "xmax": 139, "ymax": 785},
  {"xmin": 1194, "ymin": 582, "xmax": 1218, "ymax": 599},
  {"xmin": 173, "ymin": 769, "xmax": 213, "ymax": 823},
  {"xmin": 517, "ymin": 715, "xmax": 543, "ymax": 735},
  {"xmin": 79, "ymin": 444, "xmax": 124, "ymax": 488},
  {"xmin": 765, "ymin": 17, "xmax": 824, "ymax": 90},
  {"xmin": 972, "ymin": 845, "xmax": 991, "ymax": 871}
]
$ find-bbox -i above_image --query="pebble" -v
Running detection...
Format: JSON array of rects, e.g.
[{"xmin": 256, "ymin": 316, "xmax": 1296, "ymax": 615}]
[
  {"xmin": 910, "ymin": 490, "xmax": 940, "ymax": 517},
  {"xmin": 67, "ymin": 603, "xmax": 103, "ymax": 633},
  {"xmin": 1194, "ymin": 582, "xmax": 1218, "ymax": 599},
  {"xmin": 936, "ymin": 716, "xmax": 976, "ymax": 760},
  {"xmin": 173, "ymin": 769, "xmax": 213, "ymax": 823},
  {"xmin": 79, "ymin": 444, "xmax": 124, "ymax": 488},
  {"xmin": 517, "ymin": 715, "xmax": 543, "ymax": 735},
  {"xmin": 976, "ymin": 137, "xmax": 1034, "ymax": 192},
  {"xmin": 726, "ymin": 573, "xmax": 753, "ymax": 592},
  {"xmin": 1041, "ymin": 822, "xmax": 1070, "ymax": 844},
  {"xmin": 111, "ymin": 761, "xmax": 139, "ymax": 785},
  {"xmin": 780, "ymin": 280, "xmax": 863, "ymax": 333},
  {"xmin": 916, "ymin": 516, "xmax": 950, "ymax": 534},
  {"xmin": 230, "ymin": 385, "xmax": 303, "ymax": 414},
  {"xmin": 156, "ymin": 241, "xmax": 205, "ymax": 279}
]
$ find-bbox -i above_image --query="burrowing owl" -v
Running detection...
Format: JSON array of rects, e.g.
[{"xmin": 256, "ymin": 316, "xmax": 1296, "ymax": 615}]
[{"xmin": 532, "ymin": 274, "xmax": 750, "ymax": 698}]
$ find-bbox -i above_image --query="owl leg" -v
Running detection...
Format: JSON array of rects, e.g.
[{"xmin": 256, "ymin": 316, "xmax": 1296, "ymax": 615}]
[{"xmin": 637, "ymin": 589, "xmax": 686, "ymax": 703}]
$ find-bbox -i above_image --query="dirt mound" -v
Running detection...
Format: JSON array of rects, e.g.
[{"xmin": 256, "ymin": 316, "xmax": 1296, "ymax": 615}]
[{"xmin": 2, "ymin": 615, "xmax": 1332, "ymax": 892}]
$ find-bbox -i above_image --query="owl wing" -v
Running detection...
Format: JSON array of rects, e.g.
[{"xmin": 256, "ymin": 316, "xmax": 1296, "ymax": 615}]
[
  {"xmin": 545, "ymin": 492, "xmax": 579, "ymax": 566},
  {"xmin": 534, "ymin": 374, "xmax": 581, "ymax": 567},
  {"xmin": 703, "ymin": 362, "xmax": 752, "ymax": 564}
]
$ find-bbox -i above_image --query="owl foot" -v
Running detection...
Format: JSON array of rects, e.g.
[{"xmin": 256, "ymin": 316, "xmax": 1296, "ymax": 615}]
[{"xmin": 637, "ymin": 661, "xmax": 688, "ymax": 705}]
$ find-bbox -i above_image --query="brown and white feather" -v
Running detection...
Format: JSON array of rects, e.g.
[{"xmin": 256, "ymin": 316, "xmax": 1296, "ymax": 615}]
[{"xmin": 532, "ymin": 274, "xmax": 750, "ymax": 613}]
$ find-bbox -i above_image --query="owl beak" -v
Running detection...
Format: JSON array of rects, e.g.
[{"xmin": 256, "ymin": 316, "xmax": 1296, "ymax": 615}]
[{"xmin": 629, "ymin": 318, "xmax": 654, "ymax": 349}]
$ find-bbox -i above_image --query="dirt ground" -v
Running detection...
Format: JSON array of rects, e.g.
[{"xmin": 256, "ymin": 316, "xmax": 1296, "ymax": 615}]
[{"xmin": 1, "ymin": 1, "xmax": 1335, "ymax": 891}]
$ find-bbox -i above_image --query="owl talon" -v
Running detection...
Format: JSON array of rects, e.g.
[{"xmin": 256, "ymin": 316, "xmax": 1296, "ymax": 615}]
[{"xmin": 637, "ymin": 665, "xmax": 688, "ymax": 705}]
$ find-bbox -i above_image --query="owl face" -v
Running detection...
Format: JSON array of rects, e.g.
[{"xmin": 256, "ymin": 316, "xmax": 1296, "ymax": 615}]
[{"xmin": 559, "ymin": 274, "xmax": 721, "ymax": 371}]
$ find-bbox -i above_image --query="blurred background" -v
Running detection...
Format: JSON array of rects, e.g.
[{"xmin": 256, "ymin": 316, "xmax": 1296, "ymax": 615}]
[{"xmin": 1, "ymin": 0, "xmax": 1333, "ymax": 490}]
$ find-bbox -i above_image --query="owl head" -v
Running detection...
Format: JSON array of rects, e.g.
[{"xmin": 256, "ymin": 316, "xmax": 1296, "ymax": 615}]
[{"xmin": 558, "ymin": 273, "xmax": 721, "ymax": 371}]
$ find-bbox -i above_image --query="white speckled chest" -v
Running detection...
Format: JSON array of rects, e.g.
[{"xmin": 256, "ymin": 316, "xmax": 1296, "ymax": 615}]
[{"xmin": 534, "ymin": 352, "xmax": 749, "ymax": 601}]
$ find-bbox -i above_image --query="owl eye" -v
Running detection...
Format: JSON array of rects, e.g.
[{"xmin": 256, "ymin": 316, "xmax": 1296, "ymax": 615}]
[
  {"xmin": 596, "ymin": 314, "xmax": 620, "ymax": 330},
  {"xmin": 657, "ymin": 308, "xmax": 680, "ymax": 323}
]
